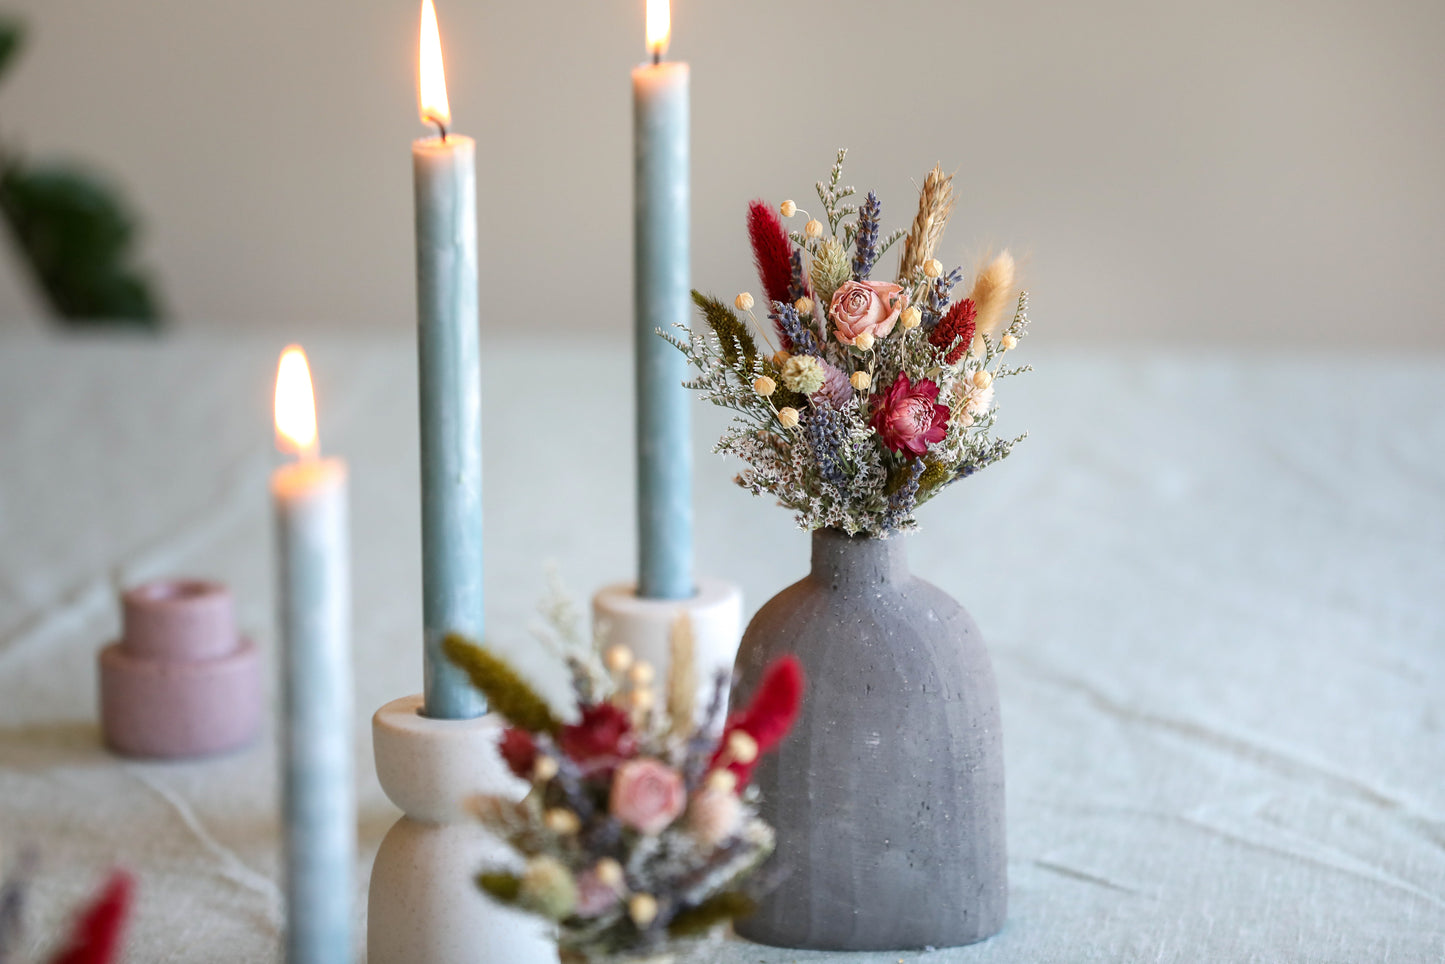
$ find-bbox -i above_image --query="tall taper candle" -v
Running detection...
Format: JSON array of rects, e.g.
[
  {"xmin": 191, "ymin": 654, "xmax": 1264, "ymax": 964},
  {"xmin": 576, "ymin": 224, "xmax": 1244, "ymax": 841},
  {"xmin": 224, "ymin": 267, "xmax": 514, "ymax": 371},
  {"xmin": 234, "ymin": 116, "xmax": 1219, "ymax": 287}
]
[
  {"xmin": 632, "ymin": 0, "xmax": 694, "ymax": 600},
  {"xmin": 414, "ymin": 0, "xmax": 484, "ymax": 719},
  {"xmin": 273, "ymin": 347, "xmax": 355, "ymax": 964}
]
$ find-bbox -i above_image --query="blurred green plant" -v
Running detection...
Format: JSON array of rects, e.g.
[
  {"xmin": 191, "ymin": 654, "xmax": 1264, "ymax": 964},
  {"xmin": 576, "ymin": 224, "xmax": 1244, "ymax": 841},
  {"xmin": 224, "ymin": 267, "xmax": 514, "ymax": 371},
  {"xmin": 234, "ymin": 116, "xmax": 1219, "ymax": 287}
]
[{"xmin": 0, "ymin": 16, "xmax": 163, "ymax": 328}]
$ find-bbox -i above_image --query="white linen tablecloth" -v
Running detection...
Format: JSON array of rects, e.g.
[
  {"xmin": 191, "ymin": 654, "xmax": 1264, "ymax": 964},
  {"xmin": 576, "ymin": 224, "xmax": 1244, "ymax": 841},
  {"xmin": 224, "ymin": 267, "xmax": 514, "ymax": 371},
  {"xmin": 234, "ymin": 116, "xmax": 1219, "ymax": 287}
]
[{"xmin": 0, "ymin": 329, "xmax": 1441, "ymax": 962}]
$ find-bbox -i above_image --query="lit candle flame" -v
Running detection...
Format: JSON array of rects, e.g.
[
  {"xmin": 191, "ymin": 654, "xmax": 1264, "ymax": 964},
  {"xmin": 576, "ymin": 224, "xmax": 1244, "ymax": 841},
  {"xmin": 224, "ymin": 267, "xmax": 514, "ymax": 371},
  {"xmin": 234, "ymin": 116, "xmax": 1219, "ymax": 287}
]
[
  {"xmin": 646, "ymin": 0, "xmax": 670, "ymax": 60},
  {"xmin": 275, "ymin": 345, "xmax": 318, "ymax": 458},
  {"xmin": 418, "ymin": 0, "xmax": 451, "ymax": 132}
]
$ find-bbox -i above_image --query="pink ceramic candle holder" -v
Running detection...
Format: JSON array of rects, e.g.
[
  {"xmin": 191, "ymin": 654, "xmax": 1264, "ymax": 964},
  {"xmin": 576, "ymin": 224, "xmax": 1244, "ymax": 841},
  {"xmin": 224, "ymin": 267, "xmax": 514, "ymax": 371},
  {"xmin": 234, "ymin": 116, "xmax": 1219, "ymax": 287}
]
[{"xmin": 98, "ymin": 580, "xmax": 262, "ymax": 759}]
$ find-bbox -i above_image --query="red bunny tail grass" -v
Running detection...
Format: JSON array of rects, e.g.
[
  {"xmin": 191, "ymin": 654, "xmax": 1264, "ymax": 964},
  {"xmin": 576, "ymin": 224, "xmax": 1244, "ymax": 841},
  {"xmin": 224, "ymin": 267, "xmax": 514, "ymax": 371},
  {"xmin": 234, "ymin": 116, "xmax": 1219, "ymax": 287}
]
[
  {"xmin": 50, "ymin": 871, "xmax": 133, "ymax": 964},
  {"xmin": 747, "ymin": 200, "xmax": 796, "ymax": 309},
  {"xmin": 711, "ymin": 655, "xmax": 805, "ymax": 787},
  {"xmin": 736, "ymin": 655, "xmax": 805, "ymax": 751}
]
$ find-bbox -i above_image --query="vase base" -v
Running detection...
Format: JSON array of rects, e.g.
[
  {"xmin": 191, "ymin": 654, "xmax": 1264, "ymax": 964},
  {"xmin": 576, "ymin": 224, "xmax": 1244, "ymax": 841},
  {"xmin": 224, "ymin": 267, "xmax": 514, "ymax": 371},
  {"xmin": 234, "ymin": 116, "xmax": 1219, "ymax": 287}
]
[{"xmin": 735, "ymin": 916, "xmax": 1005, "ymax": 953}]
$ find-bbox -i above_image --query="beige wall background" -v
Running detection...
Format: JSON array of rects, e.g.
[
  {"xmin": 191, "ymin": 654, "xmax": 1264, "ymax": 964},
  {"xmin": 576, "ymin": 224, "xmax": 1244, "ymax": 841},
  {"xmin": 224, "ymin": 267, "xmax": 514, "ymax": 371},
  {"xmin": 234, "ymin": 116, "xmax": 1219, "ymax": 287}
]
[{"xmin": 0, "ymin": 0, "xmax": 1441, "ymax": 345}]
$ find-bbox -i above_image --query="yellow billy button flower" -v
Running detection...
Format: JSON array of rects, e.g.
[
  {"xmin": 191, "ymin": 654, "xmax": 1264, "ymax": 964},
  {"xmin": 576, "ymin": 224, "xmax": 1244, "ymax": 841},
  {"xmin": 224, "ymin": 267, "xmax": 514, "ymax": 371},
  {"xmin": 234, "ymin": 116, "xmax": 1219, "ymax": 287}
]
[
  {"xmin": 776, "ymin": 407, "xmax": 800, "ymax": 429},
  {"xmin": 973, "ymin": 370, "xmax": 994, "ymax": 389},
  {"xmin": 705, "ymin": 769, "xmax": 739, "ymax": 793},
  {"xmin": 628, "ymin": 660, "xmax": 656, "ymax": 686},
  {"xmin": 726, "ymin": 729, "xmax": 760, "ymax": 764},
  {"xmin": 923, "ymin": 258, "xmax": 943, "ymax": 279},
  {"xmin": 629, "ymin": 894, "xmax": 659, "ymax": 927},
  {"xmin": 780, "ymin": 199, "xmax": 797, "ymax": 218},
  {"xmin": 804, "ymin": 219, "xmax": 824, "ymax": 239},
  {"xmin": 734, "ymin": 292, "xmax": 754, "ymax": 311},
  {"xmin": 603, "ymin": 644, "xmax": 634, "ymax": 673},
  {"xmin": 899, "ymin": 306, "xmax": 922, "ymax": 330},
  {"xmin": 850, "ymin": 370, "xmax": 872, "ymax": 391},
  {"xmin": 794, "ymin": 296, "xmax": 814, "ymax": 315},
  {"xmin": 532, "ymin": 755, "xmax": 559, "ymax": 782},
  {"xmin": 594, "ymin": 858, "xmax": 624, "ymax": 888},
  {"xmin": 1001, "ymin": 334, "xmax": 1018, "ymax": 350},
  {"xmin": 544, "ymin": 808, "xmax": 581, "ymax": 835},
  {"xmin": 628, "ymin": 687, "xmax": 655, "ymax": 711},
  {"xmin": 770, "ymin": 350, "xmax": 791, "ymax": 368},
  {"xmin": 853, "ymin": 330, "xmax": 875, "ymax": 351},
  {"xmin": 752, "ymin": 375, "xmax": 777, "ymax": 396}
]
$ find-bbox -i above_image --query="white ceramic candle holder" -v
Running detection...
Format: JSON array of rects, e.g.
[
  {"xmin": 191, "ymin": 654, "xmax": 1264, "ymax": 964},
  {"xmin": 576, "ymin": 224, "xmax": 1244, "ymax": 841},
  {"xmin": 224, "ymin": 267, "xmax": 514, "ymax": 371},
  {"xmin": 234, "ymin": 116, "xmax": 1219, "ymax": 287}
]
[
  {"xmin": 368, "ymin": 695, "xmax": 556, "ymax": 964},
  {"xmin": 592, "ymin": 577, "xmax": 743, "ymax": 717}
]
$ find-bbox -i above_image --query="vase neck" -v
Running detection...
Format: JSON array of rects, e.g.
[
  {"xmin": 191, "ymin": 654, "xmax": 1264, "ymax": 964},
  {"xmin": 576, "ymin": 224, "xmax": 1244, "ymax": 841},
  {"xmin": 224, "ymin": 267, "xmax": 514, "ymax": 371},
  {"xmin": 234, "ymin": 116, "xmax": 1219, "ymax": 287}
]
[{"xmin": 810, "ymin": 527, "xmax": 910, "ymax": 586}]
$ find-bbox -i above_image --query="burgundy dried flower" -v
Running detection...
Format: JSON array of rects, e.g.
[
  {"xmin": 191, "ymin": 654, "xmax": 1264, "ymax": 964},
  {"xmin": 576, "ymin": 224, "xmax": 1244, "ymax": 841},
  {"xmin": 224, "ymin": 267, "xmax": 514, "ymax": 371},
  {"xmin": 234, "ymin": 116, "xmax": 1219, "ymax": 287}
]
[
  {"xmin": 928, "ymin": 298, "xmax": 977, "ymax": 366},
  {"xmin": 710, "ymin": 655, "xmax": 805, "ymax": 789},
  {"xmin": 498, "ymin": 727, "xmax": 538, "ymax": 778},
  {"xmin": 559, "ymin": 703, "xmax": 636, "ymax": 769},
  {"xmin": 747, "ymin": 200, "xmax": 796, "ymax": 309},
  {"xmin": 870, "ymin": 373, "xmax": 950, "ymax": 458},
  {"xmin": 49, "ymin": 871, "xmax": 133, "ymax": 964}
]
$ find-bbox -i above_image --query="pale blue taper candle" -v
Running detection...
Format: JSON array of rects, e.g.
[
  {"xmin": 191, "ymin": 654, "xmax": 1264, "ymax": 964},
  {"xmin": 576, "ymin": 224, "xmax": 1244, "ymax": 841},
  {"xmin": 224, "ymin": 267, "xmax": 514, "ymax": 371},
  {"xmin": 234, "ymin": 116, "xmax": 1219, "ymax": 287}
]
[
  {"xmin": 274, "ymin": 457, "xmax": 355, "ymax": 964},
  {"xmin": 632, "ymin": 59, "xmax": 694, "ymax": 600},
  {"xmin": 414, "ymin": 133, "xmax": 486, "ymax": 720}
]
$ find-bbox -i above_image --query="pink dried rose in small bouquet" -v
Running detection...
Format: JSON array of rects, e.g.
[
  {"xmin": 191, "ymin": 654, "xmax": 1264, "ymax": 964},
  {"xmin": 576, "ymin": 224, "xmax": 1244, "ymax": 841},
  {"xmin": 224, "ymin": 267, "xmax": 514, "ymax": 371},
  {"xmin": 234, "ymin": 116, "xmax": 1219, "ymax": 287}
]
[{"xmin": 445, "ymin": 618, "xmax": 803, "ymax": 964}]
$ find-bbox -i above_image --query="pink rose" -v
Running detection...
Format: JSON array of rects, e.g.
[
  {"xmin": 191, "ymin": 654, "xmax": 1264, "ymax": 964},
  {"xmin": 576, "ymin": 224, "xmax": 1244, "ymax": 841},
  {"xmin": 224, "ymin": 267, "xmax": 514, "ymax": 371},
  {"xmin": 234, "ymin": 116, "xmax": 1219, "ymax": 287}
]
[
  {"xmin": 609, "ymin": 758, "xmax": 686, "ymax": 835},
  {"xmin": 870, "ymin": 372, "xmax": 950, "ymax": 457},
  {"xmin": 829, "ymin": 280, "xmax": 908, "ymax": 346}
]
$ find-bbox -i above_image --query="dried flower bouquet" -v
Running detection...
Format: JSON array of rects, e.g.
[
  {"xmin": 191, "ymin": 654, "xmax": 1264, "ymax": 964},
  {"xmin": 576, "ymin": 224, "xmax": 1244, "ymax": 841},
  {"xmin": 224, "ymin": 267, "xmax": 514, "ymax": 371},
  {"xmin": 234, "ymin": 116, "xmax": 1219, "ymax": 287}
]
[
  {"xmin": 444, "ymin": 610, "xmax": 803, "ymax": 964},
  {"xmin": 667, "ymin": 149, "xmax": 1032, "ymax": 536}
]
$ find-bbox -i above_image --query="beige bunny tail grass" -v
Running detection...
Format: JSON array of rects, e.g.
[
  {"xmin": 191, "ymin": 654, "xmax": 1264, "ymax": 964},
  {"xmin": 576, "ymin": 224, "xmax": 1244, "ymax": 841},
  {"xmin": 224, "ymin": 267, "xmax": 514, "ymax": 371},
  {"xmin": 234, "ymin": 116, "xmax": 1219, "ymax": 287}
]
[
  {"xmin": 970, "ymin": 250, "xmax": 1016, "ymax": 337},
  {"xmin": 897, "ymin": 165, "xmax": 956, "ymax": 281},
  {"xmin": 666, "ymin": 612, "xmax": 697, "ymax": 738}
]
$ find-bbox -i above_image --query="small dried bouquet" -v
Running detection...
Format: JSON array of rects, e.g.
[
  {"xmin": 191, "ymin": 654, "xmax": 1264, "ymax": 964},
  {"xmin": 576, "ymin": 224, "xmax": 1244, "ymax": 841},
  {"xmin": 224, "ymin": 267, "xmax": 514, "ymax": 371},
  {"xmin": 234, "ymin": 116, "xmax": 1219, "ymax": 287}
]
[
  {"xmin": 668, "ymin": 149, "xmax": 1032, "ymax": 535},
  {"xmin": 444, "ymin": 617, "xmax": 802, "ymax": 964}
]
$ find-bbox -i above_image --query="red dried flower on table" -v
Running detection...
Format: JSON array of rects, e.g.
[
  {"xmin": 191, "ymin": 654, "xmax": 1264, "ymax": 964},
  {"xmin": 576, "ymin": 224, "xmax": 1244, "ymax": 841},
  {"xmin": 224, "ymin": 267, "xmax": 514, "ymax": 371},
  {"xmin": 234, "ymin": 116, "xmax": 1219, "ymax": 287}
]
[
  {"xmin": 747, "ymin": 200, "xmax": 795, "ymax": 310},
  {"xmin": 870, "ymin": 372, "xmax": 950, "ymax": 458},
  {"xmin": 498, "ymin": 727, "xmax": 538, "ymax": 778},
  {"xmin": 49, "ymin": 870, "xmax": 133, "ymax": 964},
  {"xmin": 928, "ymin": 298, "xmax": 977, "ymax": 365},
  {"xmin": 559, "ymin": 703, "xmax": 636, "ymax": 772},
  {"xmin": 710, "ymin": 655, "xmax": 805, "ymax": 789}
]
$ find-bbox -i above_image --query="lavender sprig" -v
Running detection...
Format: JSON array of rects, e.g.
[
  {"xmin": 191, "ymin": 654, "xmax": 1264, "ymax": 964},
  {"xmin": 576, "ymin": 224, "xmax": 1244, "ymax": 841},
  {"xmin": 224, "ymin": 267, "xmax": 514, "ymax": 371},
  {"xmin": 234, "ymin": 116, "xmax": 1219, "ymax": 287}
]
[
  {"xmin": 788, "ymin": 249, "xmax": 809, "ymax": 303},
  {"xmin": 683, "ymin": 670, "xmax": 731, "ymax": 791},
  {"xmin": 852, "ymin": 191, "xmax": 881, "ymax": 280},
  {"xmin": 803, "ymin": 406, "xmax": 850, "ymax": 490},
  {"xmin": 0, "ymin": 850, "xmax": 36, "ymax": 962},
  {"xmin": 771, "ymin": 302, "xmax": 820, "ymax": 356},
  {"xmin": 882, "ymin": 460, "xmax": 925, "ymax": 531},
  {"xmin": 921, "ymin": 267, "xmax": 964, "ymax": 329}
]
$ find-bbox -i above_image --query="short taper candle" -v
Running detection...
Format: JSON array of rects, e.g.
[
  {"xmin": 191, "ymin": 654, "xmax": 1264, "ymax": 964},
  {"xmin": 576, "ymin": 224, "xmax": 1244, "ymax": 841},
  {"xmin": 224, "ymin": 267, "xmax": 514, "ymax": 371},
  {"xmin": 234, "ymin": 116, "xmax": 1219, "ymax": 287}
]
[{"xmin": 272, "ymin": 347, "xmax": 355, "ymax": 964}]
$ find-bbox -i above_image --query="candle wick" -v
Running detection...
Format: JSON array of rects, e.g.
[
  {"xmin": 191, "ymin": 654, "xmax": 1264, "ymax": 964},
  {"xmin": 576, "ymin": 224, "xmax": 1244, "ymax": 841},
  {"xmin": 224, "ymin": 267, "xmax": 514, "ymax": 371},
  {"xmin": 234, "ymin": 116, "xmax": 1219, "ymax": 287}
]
[
  {"xmin": 437, "ymin": 121, "xmax": 448, "ymax": 143},
  {"xmin": 651, "ymin": 49, "xmax": 661, "ymax": 66}
]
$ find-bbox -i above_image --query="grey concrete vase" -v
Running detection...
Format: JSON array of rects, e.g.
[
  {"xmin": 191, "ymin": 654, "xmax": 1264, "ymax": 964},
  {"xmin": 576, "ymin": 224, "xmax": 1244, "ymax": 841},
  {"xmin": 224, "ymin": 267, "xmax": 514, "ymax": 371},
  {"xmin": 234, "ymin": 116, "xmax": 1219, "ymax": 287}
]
[{"xmin": 732, "ymin": 527, "xmax": 1006, "ymax": 951}]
